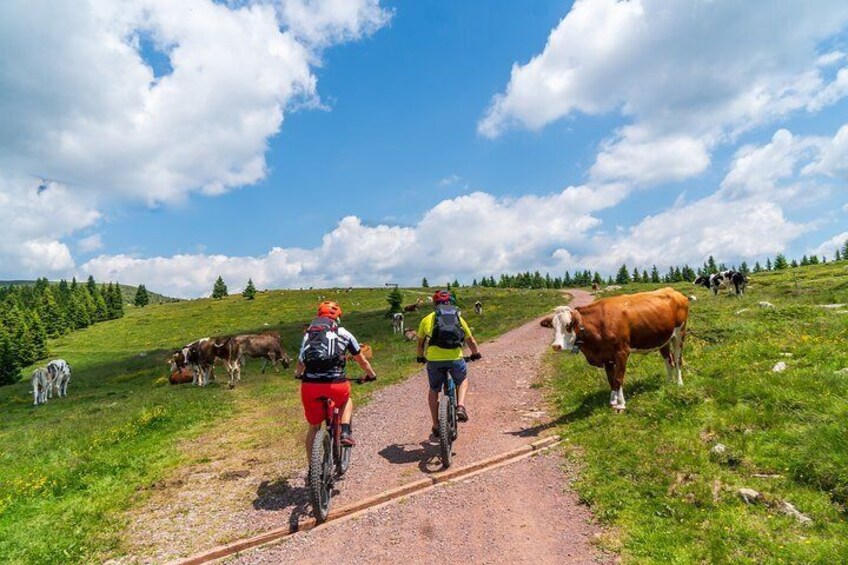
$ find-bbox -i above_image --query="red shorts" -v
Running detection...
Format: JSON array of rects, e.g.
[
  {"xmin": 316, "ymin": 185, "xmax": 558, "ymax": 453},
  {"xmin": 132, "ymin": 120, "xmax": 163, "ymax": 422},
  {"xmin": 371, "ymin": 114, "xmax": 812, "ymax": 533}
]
[{"xmin": 300, "ymin": 381, "xmax": 351, "ymax": 425}]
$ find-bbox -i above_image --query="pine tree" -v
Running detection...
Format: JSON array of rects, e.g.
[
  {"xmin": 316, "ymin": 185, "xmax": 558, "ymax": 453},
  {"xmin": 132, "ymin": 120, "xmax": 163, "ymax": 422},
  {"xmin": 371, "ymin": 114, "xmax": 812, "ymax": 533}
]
[
  {"xmin": 642, "ymin": 270, "xmax": 649, "ymax": 283},
  {"xmin": 453, "ymin": 279, "xmax": 460, "ymax": 288},
  {"xmin": 790, "ymin": 259, "xmax": 799, "ymax": 268},
  {"xmin": 836, "ymin": 249, "xmax": 842, "ymax": 261},
  {"xmin": 774, "ymin": 254, "xmax": 788, "ymax": 270},
  {"xmin": 242, "ymin": 279, "xmax": 257, "ymax": 300},
  {"xmin": 739, "ymin": 261, "xmax": 750, "ymax": 275},
  {"xmin": 615, "ymin": 264, "xmax": 631, "ymax": 284},
  {"xmin": 650, "ymin": 265, "xmax": 661, "ymax": 283},
  {"xmin": 753, "ymin": 261, "xmax": 762, "ymax": 273},
  {"xmin": 28, "ymin": 310, "xmax": 48, "ymax": 360},
  {"xmin": 707, "ymin": 255, "xmax": 717, "ymax": 272},
  {"xmin": 134, "ymin": 284, "xmax": 150, "ymax": 307},
  {"xmin": 632, "ymin": 267, "xmax": 640, "ymax": 283},
  {"xmin": 593, "ymin": 272, "xmax": 603, "ymax": 285},
  {"xmin": 421, "ymin": 277, "xmax": 429, "ymax": 288},
  {"xmin": 0, "ymin": 324, "xmax": 20, "ymax": 386},
  {"xmin": 766, "ymin": 257, "xmax": 773, "ymax": 271},
  {"xmin": 212, "ymin": 276, "xmax": 228, "ymax": 299},
  {"xmin": 40, "ymin": 287, "xmax": 67, "ymax": 337},
  {"xmin": 387, "ymin": 287, "xmax": 403, "ymax": 314},
  {"xmin": 842, "ymin": 239, "xmax": 848, "ymax": 260}
]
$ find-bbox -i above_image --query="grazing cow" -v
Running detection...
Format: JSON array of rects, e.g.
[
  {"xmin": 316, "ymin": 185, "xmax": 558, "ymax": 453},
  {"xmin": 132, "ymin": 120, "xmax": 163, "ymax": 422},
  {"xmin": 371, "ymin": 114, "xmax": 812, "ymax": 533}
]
[
  {"xmin": 46, "ymin": 359, "xmax": 71, "ymax": 398},
  {"xmin": 31, "ymin": 368, "xmax": 50, "ymax": 406},
  {"xmin": 694, "ymin": 270, "xmax": 747, "ymax": 296},
  {"xmin": 540, "ymin": 315, "xmax": 554, "ymax": 328},
  {"xmin": 403, "ymin": 328, "xmax": 418, "ymax": 341},
  {"xmin": 403, "ymin": 298, "xmax": 424, "ymax": 312},
  {"xmin": 550, "ymin": 288, "xmax": 689, "ymax": 411},
  {"xmin": 235, "ymin": 332, "xmax": 291, "ymax": 373},
  {"xmin": 170, "ymin": 337, "xmax": 241, "ymax": 387},
  {"xmin": 392, "ymin": 313, "xmax": 404, "ymax": 335},
  {"xmin": 474, "ymin": 301, "xmax": 483, "ymax": 315}
]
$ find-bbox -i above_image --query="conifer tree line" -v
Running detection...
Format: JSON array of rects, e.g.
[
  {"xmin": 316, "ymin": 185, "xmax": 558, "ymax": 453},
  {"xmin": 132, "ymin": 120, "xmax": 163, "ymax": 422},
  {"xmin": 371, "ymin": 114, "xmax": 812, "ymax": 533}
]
[
  {"xmin": 0, "ymin": 276, "xmax": 125, "ymax": 385},
  {"xmin": 462, "ymin": 243, "xmax": 848, "ymax": 290}
]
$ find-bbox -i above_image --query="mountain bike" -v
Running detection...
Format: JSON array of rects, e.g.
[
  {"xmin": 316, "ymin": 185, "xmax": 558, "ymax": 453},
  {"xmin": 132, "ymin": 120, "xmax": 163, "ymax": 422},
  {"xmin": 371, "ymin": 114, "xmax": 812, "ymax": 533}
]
[
  {"xmin": 437, "ymin": 356, "xmax": 479, "ymax": 469},
  {"xmin": 304, "ymin": 377, "xmax": 371, "ymax": 522}
]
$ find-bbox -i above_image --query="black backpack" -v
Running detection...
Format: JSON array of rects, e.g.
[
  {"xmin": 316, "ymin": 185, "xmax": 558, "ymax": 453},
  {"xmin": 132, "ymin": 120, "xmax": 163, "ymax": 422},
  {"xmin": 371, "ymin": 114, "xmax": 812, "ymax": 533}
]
[
  {"xmin": 430, "ymin": 304, "xmax": 465, "ymax": 349},
  {"xmin": 302, "ymin": 317, "xmax": 345, "ymax": 373}
]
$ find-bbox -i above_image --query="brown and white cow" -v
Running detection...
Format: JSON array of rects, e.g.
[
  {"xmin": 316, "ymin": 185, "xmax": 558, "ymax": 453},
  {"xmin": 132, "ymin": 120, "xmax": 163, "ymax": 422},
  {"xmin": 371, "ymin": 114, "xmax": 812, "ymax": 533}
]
[
  {"xmin": 403, "ymin": 298, "xmax": 424, "ymax": 312},
  {"xmin": 550, "ymin": 287, "xmax": 689, "ymax": 411},
  {"xmin": 235, "ymin": 332, "xmax": 291, "ymax": 373},
  {"xmin": 170, "ymin": 337, "xmax": 242, "ymax": 388}
]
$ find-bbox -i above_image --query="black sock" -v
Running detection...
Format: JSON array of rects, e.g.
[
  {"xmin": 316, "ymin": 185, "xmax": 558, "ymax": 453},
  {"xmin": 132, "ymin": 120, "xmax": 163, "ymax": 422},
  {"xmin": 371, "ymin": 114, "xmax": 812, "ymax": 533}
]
[{"xmin": 341, "ymin": 423, "xmax": 352, "ymax": 435}]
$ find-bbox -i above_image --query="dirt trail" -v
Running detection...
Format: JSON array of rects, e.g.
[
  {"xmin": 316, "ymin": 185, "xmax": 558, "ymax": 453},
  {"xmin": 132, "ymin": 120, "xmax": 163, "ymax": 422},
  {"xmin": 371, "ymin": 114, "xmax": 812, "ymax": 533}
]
[
  {"xmin": 122, "ymin": 291, "xmax": 605, "ymax": 563},
  {"xmin": 231, "ymin": 289, "xmax": 605, "ymax": 564}
]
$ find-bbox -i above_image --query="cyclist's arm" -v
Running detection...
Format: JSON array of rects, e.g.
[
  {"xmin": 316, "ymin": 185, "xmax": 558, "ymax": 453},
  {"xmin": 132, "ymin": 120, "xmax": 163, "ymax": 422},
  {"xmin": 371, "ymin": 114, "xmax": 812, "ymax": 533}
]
[
  {"xmin": 461, "ymin": 317, "xmax": 480, "ymax": 356},
  {"xmin": 352, "ymin": 353, "xmax": 376, "ymax": 378},
  {"xmin": 295, "ymin": 360, "xmax": 305, "ymax": 377}
]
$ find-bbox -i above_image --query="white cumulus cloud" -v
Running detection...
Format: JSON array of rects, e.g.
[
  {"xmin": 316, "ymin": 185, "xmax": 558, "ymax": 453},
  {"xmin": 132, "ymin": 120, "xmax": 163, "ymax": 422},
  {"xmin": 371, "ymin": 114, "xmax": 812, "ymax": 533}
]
[
  {"xmin": 0, "ymin": 0, "xmax": 390, "ymax": 276},
  {"xmin": 480, "ymin": 0, "xmax": 848, "ymax": 185}
]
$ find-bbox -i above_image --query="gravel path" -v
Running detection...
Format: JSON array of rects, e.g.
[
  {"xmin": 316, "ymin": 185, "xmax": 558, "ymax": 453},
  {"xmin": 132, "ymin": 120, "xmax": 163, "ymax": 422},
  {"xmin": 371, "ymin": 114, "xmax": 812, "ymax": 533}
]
[
  {"xmin": 230, "ymin": 290, "xmax": 606, "ymax": 564},
  {"xmin": 120, "ymin": 291, "xmax": 605, "ymax": 563}
]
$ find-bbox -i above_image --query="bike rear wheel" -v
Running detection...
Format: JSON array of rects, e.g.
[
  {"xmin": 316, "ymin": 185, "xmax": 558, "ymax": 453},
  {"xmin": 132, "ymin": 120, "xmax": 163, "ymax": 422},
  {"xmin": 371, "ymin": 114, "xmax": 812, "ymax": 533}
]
[
  {"xmin": 438, "ymin": 396, "xmax": 453, "ymax": 468},
  {"xmin": 309, "ymin": 428, "xmax": 333, "ymax": 522}
]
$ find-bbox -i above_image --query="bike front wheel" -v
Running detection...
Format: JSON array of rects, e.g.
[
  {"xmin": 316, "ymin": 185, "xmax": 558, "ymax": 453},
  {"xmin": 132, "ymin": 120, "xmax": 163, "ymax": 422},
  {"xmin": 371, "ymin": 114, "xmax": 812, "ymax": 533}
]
[
  {"xmin": 438, "ymin": 396, "xmax": 453, "ymax": 468},
  {"xmin": 309, "ymin": 428, "xmax": 333, "ymax": 522}
]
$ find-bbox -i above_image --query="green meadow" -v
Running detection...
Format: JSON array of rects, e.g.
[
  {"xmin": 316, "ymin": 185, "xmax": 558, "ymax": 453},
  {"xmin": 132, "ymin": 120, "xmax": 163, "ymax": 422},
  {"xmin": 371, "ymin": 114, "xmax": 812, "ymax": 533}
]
[
  {"xmin": 0, "ymin": 287, "xmax": 561, "ymax": 564},
  {"xmin": 547, "ymin": 261, "xmax": 848, "ymax": 563}
]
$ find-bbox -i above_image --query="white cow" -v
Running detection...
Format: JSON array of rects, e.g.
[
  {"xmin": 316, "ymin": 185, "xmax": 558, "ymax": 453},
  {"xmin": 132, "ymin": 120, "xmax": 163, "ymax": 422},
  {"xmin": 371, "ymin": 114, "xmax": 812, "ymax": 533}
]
[
  {"xmin": 474, "ymin": 301, "xmax": 483, "ymax": 315},
  {"xmin": 47, "ymin": 359, "xmax": 72, "ymax": 398},
  {"xmin": 31, "ymin": 367, "xmax": 50, "ymax": 406},
  {"xmin": 392, "ymin": 313, "xmax": 404, "ymax": 335}
]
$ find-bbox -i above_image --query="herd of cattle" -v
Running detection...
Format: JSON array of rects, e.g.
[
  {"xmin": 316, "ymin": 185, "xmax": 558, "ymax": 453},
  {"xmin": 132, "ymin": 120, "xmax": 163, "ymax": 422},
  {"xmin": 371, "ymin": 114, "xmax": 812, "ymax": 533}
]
[
  {"xmin": 547, "ymin": 269, "xmax": 749, "ymax": 411},
  {"xmin": 29, "ymin": 272, "xmax": 746, "ymax": 409}
]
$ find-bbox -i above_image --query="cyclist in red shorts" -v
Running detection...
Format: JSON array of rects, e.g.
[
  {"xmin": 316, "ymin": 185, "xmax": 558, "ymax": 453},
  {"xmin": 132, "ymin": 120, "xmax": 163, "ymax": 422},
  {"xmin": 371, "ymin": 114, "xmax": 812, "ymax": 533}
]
[{"xmin": 295, "ymin": 301, "xmax": 376, "ymax": 462}]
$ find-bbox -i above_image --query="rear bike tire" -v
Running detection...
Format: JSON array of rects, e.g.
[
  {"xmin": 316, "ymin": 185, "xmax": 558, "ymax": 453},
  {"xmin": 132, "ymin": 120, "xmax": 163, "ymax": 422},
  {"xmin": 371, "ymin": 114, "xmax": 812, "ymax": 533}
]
[
  {"xmin": 438, "ymin": 396, "xmax": 452, "ymax": 468},
  {"xmin": 338, "ymin": 444, "xmax": 352, "ymax": 476},
  {"xmin": 309, "ymin": 428, "xmax": 333, "ymax": 522}
]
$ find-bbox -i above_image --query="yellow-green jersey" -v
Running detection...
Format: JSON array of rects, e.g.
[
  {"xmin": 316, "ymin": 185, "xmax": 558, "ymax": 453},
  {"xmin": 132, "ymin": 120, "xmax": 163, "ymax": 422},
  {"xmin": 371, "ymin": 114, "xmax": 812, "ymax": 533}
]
[{"xmin": 417, "ymin": 311, "xmax": 473, "ymax": 361}]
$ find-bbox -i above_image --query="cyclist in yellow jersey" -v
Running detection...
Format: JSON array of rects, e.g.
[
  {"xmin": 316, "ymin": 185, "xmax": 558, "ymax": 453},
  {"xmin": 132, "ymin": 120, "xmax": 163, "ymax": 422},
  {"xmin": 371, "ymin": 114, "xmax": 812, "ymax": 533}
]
[{"xmin": 416, "ymin": 290, "xmax": 481, "ymax": 437}]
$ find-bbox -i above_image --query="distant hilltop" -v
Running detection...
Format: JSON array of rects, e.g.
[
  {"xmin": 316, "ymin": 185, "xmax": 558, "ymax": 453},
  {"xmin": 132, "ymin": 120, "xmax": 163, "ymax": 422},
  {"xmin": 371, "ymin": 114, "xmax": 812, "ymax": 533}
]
[{"xmin": 0, "ymin": 280, "xmax": 180, "ymax": 306}]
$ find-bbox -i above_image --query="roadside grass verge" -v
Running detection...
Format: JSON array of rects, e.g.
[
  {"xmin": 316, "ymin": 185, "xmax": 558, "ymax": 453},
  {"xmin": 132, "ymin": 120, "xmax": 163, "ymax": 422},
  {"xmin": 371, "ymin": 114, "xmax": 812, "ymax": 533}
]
[
  {"xmin": 546, "ymin": 262, "xmax": 848, "ymax": 563},
  {"xmin": 0, "ymin": 287, "xmax": 560, "ymax": 564}
]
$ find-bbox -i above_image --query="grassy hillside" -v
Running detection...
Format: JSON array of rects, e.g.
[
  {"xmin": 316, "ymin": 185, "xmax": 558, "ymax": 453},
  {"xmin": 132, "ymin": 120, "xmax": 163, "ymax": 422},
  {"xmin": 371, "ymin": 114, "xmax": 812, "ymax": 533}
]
[
  {"xmin": 0, "ymin": 280, "xmax": 179, "ymax": 305},
  {"xmin": 546, "ymin": 262, "xmax": 848, "ymax": 563},
  {"xmin": 0, "ymin": 287, "xmax": 560, "ymax": 564}
]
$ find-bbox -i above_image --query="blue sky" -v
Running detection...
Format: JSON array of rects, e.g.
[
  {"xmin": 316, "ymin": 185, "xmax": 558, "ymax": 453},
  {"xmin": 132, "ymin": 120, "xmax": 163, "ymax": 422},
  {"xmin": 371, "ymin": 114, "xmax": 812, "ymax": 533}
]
[{"xmin": 1, "ymin": 1, "xmax": 847, "ymax": 296}]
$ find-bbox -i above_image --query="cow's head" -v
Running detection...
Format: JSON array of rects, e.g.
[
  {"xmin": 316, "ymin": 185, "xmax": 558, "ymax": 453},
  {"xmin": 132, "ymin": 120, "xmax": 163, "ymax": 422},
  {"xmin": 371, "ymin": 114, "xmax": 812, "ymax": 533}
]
[
  {"xmin": 168, "ymin": 350, "xmax": 187, "ymax": 372},
  {"xmin": 550, "ymin": 306, "xmax": 581, "ymax": 353},
  {"xmin": 693, "ymin": 276, "xmax": 710, "ymax": 288},
  {"xmin": 280, "ymin": 349, "xmax": 292, "ymax": 369}
]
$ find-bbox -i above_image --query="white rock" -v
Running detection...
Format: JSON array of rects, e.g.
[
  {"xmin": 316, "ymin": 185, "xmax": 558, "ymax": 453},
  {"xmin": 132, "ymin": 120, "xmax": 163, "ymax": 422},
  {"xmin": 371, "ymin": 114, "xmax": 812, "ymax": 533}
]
[
  {"xmin": 817, "ymin": 303, "xmax": 847, "ymax": 309},
  {"xmin": 780, "ymin": 501, "xmax": 812, "ymax": 525},
  {"xmin": 738, "ymin": 488, "xmax": 761, "ymax": 504},
  {"xmin": 835, "ymin": 367, "xmax": 848, "ymax": 375},
  {"xmin": 772, "ymin": 362, "xmax": 787, "ymax": 373},
  {"xmin": 780, "ymin": 352, "xmax": 793, "ymax": 357},
  {"xmin": 758, "ymin": 301, "xmax": 775, "ymax": 309},
  {"xmin": 688, "ymin": 295, "xmax": 697, "ymax": 301},
  {"xmin": 710, "ymin": 443, "xmax": 727, "ymax": 455},
  {"xmin": 735, "ymin": 308, "xmax": 750, "ymax": 315}
]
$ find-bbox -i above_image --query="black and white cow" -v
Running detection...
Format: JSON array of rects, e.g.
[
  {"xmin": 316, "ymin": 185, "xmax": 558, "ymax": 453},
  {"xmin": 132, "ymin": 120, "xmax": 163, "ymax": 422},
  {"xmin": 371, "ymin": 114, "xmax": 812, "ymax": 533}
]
[{"xmin": 694, "ymin": 270, "xmax": 747, "ymax": 297}]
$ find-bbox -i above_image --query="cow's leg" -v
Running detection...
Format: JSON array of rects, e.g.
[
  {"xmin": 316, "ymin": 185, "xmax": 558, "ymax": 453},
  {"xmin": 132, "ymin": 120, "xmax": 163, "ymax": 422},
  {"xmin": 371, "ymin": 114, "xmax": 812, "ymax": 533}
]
[
  {"xmin": 660, "ymin": 344, "xmax": 675, "ymax": 383},
  {"xmin": 673, "ymin": 324, "xmax": 685, "ymax": 386},
  {"xmin": 604, "ymin": 361, "xmax": 618, "ymax": 407},
  {"xmin": 612, "ymin": 350, "xmax": 629, "ymax": 410}
]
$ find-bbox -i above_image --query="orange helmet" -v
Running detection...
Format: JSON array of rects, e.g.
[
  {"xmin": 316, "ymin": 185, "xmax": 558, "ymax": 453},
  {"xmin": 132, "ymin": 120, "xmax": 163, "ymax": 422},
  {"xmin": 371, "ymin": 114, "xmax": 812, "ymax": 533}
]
[{"xmin": 317, "ymin": 300, "xmax": 342, "ymax": 320}]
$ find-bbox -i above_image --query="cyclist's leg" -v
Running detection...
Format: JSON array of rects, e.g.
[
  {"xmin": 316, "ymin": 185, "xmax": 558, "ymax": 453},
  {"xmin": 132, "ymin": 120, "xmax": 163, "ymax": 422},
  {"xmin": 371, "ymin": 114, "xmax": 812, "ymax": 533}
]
[
  {"xmin": 450, "ymin": 359, "xmax": 469, "ymax": 419},
  {"xmin": 426, "ymin": 362, "xmax": 448, "ymax": 430},
  {"xmin": 301, "ymin": 383, "xmax": 329, "ymax": 461}
]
